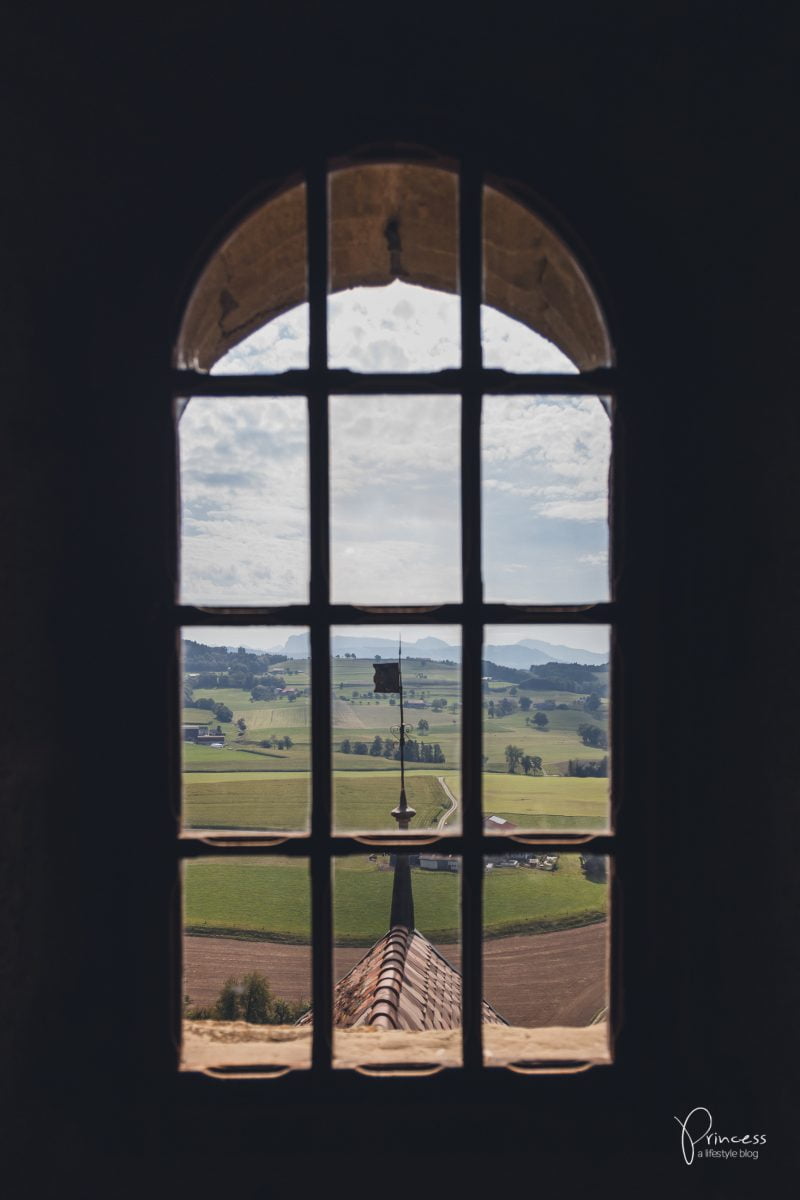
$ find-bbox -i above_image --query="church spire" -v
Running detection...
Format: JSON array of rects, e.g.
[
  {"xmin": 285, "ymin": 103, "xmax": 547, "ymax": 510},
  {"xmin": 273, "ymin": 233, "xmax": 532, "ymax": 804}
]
[{"xmin": 374, "ymin": 638, "xmax": 415, "ymax": 929}]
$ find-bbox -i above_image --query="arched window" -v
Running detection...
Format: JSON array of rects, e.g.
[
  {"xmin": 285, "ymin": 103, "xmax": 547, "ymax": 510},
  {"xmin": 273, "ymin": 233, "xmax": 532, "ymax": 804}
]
[{"xmin": 174, "ymin": 153, "xmax": 615, "ymax": 1074}]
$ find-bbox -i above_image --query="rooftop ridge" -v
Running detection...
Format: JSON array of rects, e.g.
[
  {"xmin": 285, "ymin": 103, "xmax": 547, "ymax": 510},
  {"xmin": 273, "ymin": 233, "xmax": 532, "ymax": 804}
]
[{"xmin": 368, "ymin": 924, "xmax": 412, "ymax": 1028}]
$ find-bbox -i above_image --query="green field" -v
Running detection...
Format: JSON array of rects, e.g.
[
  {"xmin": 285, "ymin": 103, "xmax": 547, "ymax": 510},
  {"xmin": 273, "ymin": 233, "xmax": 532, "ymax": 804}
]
[
  {"xmin": 446, "ymin": 774, "xmax": 607, "ymax": 831},
  {"xmin": 182, "ymin": 656, "xmax": 608, "ymax": 830},
  {"xmin": 184, "ymin": 770, "xmax": 451, "ymax": 832},
  {"xmin": 184, "ymin": 854, "xmax": 607, "ymax": 945}
]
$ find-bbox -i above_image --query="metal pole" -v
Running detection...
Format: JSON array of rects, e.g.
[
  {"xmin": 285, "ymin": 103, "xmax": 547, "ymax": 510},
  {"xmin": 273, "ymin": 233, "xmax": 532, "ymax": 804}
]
[{"xmin": 398, "ymin": 635, "xmax": 406, "ymax": 818}]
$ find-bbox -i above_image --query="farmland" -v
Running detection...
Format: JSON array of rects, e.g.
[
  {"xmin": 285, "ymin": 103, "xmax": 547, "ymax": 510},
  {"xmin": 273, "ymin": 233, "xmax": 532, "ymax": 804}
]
[
  {"xmin": 184, "ymin": 853, "xmax": 607, "ymax": 946},
  {"xmin": 184, "ymin": 770, "xmax": 451, "ymax": 833},
  {"xmin": 182, "ymin": 643, "xmax": 610, "ymax": 945},
  {"xmin": 183, "ymin": 652, "xmax": 609, "ymax": 833}
]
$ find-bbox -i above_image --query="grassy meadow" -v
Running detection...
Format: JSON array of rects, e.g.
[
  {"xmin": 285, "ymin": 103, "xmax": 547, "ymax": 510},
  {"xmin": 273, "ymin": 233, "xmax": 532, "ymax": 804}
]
[
  {"xmin": 182, "ymin": 649, "xmax": 609, "ymax": 940},
  {"xmin": 184, "ymin": 853, "xmax": 607, "ymax": 946},
  {"xmin": 183, "ymin": 654, "xmax": 608, "ymax": 834}
]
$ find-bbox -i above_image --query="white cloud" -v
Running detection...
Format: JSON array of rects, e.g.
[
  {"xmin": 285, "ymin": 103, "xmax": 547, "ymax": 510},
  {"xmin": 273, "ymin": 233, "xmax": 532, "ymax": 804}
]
[{"xmin": 187, "ymin": 284, "xmax": 610, "ymax": 606}]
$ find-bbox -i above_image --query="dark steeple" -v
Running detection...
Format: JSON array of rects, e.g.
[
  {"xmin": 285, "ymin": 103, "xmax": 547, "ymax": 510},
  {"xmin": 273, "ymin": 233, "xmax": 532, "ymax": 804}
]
[{"xmin": 389, "ymin": 639, "xmax": 415, "ymax": 929}]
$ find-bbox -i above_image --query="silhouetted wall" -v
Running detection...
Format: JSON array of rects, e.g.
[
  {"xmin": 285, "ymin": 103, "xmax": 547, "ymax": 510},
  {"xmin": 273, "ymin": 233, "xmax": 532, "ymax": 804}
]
[{"xmin": 1, "ymin": 3, "xmax": 795, "ymax": 1193}]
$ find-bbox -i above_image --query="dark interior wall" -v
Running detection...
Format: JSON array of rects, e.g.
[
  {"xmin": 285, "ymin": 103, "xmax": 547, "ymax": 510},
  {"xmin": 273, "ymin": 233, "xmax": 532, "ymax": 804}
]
[{"xmin": 1, "ymin": 2, "xmax": 796, "ymax": 1190}]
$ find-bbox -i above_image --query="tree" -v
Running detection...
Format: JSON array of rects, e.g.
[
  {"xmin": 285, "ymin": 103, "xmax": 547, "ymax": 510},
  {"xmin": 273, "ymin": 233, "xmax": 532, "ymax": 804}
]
[
  {"xmin": 504, "ymin": 744, "xmax": 524, "ymax": 774},
  {"xmin": 340, "ymin": 738, "xmax": 351, "ymax": 753},
  {"xmin": 417, "ymin": 718, "xmax": 429, "ymax": 733},
  {"xmin": 521, "ymin": 754, "xmax": 533, "ymax": 775},
  {"xmin": 214, "ymin": 976, "xmax": 244, "ymax": 1021},
  {"xmin": 236, "ymin": 717, "xmax": 247, "ymax": 734},
  {"xmin": 577, "ymin": 723, "xmax": 608, "ymax": 749},
  {"xmin": 214, "ymin": 703, "xmax": 233, "ymax": 723},
  {"xmin": 584, "ymin": 692, "xmax": 601, "ymax": 712},
  {"xmin": 519, "ymin": 696, "xmax": 532, "ymax": 711},
  {"xmin": 241, "ymin": 970, "xmax": 273, "ymax": 1023},
  {"xmin": 353, "ymin": 741, "xmax": 368, "ymax": 755},
  {"xmin": 531, "ymin": 755, "xmax": 543, "ymax": 775},
  {"xmin": 580, "ymin": 854, "xmax": 607, "ymax": 884},
  {"xmin": 533, "ymin": 711, "xmax": 549, "ymax": 729},
  {"xmin": 497, "ymin": 697, "xmax": 515, "ymax": 717},
  {"xmin": 370, "ymin": 735, "xmax": 384, "ymax": 756},
  {"xmin": 283, "ymin": 735, "xmax": 293, "ymax": 750},
  {"xmin": 487, "ymin": 700, "xmax": 495, "ymax": 718}
]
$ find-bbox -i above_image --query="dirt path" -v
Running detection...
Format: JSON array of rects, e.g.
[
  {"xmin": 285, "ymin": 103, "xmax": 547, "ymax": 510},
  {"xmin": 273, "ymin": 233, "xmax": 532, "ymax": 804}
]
[
  {"xmin": 184, "ymin": 922, "xmax": 607, "ymax": 1027},
  {"xmin": 436, "ymin": 776, "xmax": 458, "ymax": 830}
]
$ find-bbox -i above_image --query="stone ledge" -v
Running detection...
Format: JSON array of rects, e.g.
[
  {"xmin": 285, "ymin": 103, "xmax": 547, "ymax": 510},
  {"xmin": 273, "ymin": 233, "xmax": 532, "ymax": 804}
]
[{"xmin": 181, "ymin": 1020, "xmax": 610, "ymax": 1072}]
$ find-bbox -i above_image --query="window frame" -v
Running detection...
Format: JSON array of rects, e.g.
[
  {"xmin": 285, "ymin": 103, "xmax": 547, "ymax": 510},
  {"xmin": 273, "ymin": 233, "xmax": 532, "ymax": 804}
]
[{"xmin": 173, "ymin": 150, "xmax": 618, "ymax": 1075}]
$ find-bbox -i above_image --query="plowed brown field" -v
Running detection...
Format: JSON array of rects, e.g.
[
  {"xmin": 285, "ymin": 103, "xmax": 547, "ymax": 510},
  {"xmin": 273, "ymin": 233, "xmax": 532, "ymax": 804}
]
[{"xmin": 184, "ymin": 921, "xmax": 607, "ymax": 1026}]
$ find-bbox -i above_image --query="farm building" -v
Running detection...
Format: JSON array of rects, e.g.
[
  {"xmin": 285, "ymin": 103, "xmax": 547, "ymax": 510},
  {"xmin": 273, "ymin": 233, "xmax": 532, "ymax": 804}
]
[
  {"xmin": 404, "ymin": 699, "xmax": 427, "ymax": 709},
  {"xmin": 183, "ymin": 724, "xmax": 225, "ymax": 746},
  {"xmin": 484, "ymin": 815, "xmax": 519, "ymax": 834},
  {"xmin": 418, "ymin": 854, "xmax": 460, "ymax": 873},
  {"xmin": 183, "ymin": 724, "xmax": 209, "ymax": 742}
]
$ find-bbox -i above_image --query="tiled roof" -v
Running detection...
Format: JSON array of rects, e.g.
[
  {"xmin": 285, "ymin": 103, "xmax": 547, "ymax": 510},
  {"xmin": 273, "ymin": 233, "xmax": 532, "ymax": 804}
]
[
  {"xmin": 298, "ymin": 926, "xmax": 507, "ymax": 1030},
  {"xmin": 484, "ymin": 814, "xmax": 519, "ymax": 831}
]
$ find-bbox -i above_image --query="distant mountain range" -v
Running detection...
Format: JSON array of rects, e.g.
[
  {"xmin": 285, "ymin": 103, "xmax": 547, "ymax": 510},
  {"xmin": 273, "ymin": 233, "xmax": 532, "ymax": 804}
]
[{"xmin": 264, "ymin": 632, "xmax": 607, "ymax": 668}]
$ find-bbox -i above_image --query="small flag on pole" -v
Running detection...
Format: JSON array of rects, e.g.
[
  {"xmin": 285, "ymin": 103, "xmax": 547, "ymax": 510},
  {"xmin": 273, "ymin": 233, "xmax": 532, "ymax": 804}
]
[{"xmin": 373, "ymin": 662, "xmax": 401, "ymax": 693}]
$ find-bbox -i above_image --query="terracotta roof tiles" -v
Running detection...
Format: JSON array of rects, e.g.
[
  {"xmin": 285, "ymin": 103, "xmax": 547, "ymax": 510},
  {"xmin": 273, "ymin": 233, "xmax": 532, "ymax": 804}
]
[{"xmin": 298, "ymin": 926, "xmax": 507, "ymax": 1030}]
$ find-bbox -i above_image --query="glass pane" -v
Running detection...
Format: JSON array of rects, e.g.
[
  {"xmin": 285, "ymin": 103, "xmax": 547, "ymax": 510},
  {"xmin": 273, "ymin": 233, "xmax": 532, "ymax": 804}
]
[
  {"xmin": 482, "ymin": 394, "xmax": 611, "ymax": 604},
  {"xmin": 211, "ymin": 303, "xmax": 309, "ymax": 374},
  {"xmin": 330, "ymin": 394, "xmax": 461, "ymax": 604},
  {"xmin": 483, "ymin": 183, "xmax": 612, "ymax": 371},
  {"xmin": 329, "ymin": 163, "xmax": 459, "ymax": 371},
  {"xmin": 182, "ymin": 856, "xmax": 311, "ymax": 1071},
  {"xmin": 482, "ymin": 852, "xmax": 611, "ymax": 1067},
  {"xmin": 178, "ymin": 396, "xmax": 309, "ymax": 606},
  {"xmin": 332, "ymin": 852, "xmax": 462, "ymax": 1069},
  {"xmin": 482, "ymin": 625, "xmax": 610, "ymax": 834},
  {"xmin": 331, "ymin": 625, "xmax": 461, "ymax": 834},
  {"xmin": 176, "ymin": 181, "xmax": 307, "ymax": 373},
  {"xmin": 181, "ymin": 627, "xmax": 311, "ymax": 834}
]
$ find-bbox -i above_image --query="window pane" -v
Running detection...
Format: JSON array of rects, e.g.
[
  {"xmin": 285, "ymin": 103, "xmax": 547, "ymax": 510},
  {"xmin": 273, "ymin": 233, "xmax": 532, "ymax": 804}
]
[
  {"xmin": 330, "ymin": 394, "xmax": 461, "ymax": 604},
  {"xmin": 482, "ymin": 394, "xmax": 610, "ymax": 604},
  {"xmin": 178, "ymin": 396, "xmax": 309, "ymax": 606},
  {"xmin": 175, "ymin": 181, "xmax": 307, "ymax": 373},
  {"xmin": 181, "ymin": 627, "xmax": 311, "ymax": 834},
  {"xmin": 482, "ymin": 184, "xmax": 612, "ymax": 371},
  {"xmin": 482, "ymin": 853, "xmax": 611, "ymax": 1067},
  {"xmin": 331, "ymin": 625, "xmax": 461, "ymax": 834},
  {"xmin": 482, "ymin": 625, "xmax": 610, "ymax": 834},
  {"xmin": 329, "ymin": 163, "xmax": 459, "ymax": 371},
  {"xmin": 182, "ymin": 856, "xmax": 311, "ymax": 1071},
  {"xmin": 211, "ymin": 303, "xmax": 309, "ymax": 374},
  {"xmin": 332, "ymin": 853, "xmax": 462, "ymax": 1069}
]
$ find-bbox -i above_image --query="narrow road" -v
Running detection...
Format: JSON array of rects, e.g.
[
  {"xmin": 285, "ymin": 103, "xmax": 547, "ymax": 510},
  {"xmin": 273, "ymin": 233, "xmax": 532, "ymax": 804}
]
[{"xmin": 436, "ymin": 776, "xmax": 459, "ymax": 830}]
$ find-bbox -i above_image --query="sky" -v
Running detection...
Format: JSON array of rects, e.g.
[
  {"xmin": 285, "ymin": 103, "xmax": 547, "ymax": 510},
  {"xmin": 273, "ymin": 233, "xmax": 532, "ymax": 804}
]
[
  {"xmin": 187, "ymin": 623, "xmax": 609, "ymax": 656},
  {"xmin": 179, "ymin": 281, "xmax": 610, "ymax": 639}
]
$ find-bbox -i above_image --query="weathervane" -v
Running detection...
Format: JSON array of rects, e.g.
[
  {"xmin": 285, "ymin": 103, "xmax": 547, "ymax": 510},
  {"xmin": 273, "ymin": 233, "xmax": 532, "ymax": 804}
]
[{"xmin": 373, "ymin": 636, "xmax": 417, "ymax": 830}]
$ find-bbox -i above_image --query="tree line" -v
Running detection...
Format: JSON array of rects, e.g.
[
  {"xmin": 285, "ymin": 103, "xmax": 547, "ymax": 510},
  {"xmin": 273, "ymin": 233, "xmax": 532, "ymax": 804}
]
[
  {"xmin": 503, "ymin": 746, "xmax": 544, "ymax": 774},
  {"xmin": 185, "ymin": 970, "xmax": 308, "ymax": 1024},
  {"xmin": 340, "ymin": 736, "xmax": 446, "ymax": 763}
]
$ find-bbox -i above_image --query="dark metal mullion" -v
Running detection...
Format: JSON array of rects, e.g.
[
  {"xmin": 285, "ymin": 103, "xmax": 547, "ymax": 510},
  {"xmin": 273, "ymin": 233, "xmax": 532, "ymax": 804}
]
[
  {"xmin": 173, "ymin": 367, "xmax": 616, "ymax": 397},
  {"xmin": 460, "ymin": 158, "xmax": 484, "ymax": 1073},
  {"xmin": 177, "ymin": 834, "xmax": 617, "ymax": 858},
  {"xmin": 307, "ymin": 158, "xmax": 333, "ymax": 1073},
  {"xmin": 176, "ymin": 602, "xmax": 616, "ymax": 627}
]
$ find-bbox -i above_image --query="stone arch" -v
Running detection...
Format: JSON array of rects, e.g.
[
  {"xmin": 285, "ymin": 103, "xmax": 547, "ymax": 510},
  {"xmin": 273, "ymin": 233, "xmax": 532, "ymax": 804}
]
[{"xmin": 175, "ymin": 161, "xmax": 611, "ymax": 372}]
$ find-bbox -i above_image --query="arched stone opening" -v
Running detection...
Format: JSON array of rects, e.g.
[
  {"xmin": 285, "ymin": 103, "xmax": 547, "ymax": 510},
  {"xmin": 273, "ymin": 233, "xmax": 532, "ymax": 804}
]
[{"xmin": 175, "ymin": 162, "xmax": 611, "ymax": 372}]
